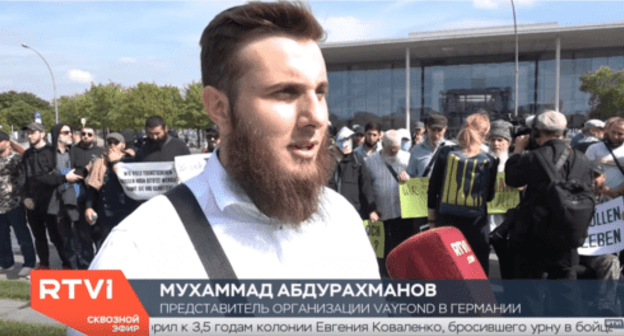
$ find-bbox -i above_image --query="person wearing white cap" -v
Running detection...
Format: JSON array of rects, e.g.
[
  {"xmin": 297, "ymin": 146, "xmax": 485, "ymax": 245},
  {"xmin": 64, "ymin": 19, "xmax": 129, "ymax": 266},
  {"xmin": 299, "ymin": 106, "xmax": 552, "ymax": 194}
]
[
  {"xmin": 573, "ymin": 119, "xmax": 605, "ymax": 153},
  {"xmin": 505, "ymin": 110, "xmax": 593, "ymax": 316},
  {"xmin": 363, "ymin": 129, "xmax": 411, "ymax": 277},
  {"xmin": 328, "ymin": 127, "xmax": 375, "ymax": 220}
]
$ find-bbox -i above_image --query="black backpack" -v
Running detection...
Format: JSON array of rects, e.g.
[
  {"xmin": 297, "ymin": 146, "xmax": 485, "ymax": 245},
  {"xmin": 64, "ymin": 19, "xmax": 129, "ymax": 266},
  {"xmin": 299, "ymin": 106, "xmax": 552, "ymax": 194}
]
[{"xmin": 533, "ymin": 147, "xmax": 595, "ymax": 251}]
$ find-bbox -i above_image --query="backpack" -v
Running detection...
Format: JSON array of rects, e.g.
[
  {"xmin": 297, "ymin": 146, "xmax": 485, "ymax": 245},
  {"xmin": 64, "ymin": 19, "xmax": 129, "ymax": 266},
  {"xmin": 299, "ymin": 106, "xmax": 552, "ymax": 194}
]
[{"xmin": 533, "ymin": 147, "xmax": 595, "ymax": 251}]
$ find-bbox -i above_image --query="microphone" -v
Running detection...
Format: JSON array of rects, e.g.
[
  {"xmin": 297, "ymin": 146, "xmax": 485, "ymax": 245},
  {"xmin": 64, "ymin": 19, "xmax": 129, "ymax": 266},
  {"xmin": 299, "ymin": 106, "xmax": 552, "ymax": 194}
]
[
  {"xmin": 386, "ymin": 226, "xmax": 487, "ymax": 279},
  {"xmin": 386, "ymin": 227, "xmax": 499, "ymax": 316}
]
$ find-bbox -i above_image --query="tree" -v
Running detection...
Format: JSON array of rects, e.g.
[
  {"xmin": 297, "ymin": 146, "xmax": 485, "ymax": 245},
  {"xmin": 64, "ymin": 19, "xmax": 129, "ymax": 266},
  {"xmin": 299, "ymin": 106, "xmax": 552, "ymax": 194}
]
[
  {"xmin": 580, "ymin": 66, "xmax": 624, "ymax": 119},
  {"xmin": 111, "ymin": 83, "xmax": 183, "ymax": 131},
  {"xmin": 0, "ymin": 91, "xmax": 54, "ymax": 131}
]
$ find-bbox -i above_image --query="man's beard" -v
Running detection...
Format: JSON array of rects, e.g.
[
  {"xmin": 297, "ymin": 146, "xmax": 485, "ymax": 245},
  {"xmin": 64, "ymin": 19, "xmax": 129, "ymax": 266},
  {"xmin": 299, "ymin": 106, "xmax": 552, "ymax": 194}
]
[
  {"xmin": 222, "ymin": 109, "xmax": 334, "ymax": 225},
  {"xmin": 381, "ymin": 150, "xmax": 398, "ymax": 165},
  {"xmin": 147, "ymin": 136, "xmax": 167, "ymax": 150},
  {"xmin": 365, "ymin": 138, "xmax": 377, "ymax": 149}
]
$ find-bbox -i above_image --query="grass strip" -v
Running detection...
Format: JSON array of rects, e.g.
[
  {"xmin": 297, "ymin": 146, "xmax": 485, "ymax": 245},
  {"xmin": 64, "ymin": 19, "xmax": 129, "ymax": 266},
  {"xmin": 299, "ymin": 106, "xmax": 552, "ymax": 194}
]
[
  {"xmin": 0, "ymin": 320, "xmax": 66, "ymax": 336},
  {"xmin": 0, "ymin": 279, "xmax": 30, "ymax": 302}
]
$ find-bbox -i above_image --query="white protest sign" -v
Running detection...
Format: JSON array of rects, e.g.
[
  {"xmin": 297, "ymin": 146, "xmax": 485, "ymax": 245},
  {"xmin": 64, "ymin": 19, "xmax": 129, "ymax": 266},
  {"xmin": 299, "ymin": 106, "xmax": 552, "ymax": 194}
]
[
  {"xmin": 174, "ymin": 153, "xmax": 211, "ymax": 182},
  {"xmin": 578, "ymin": 196, "xmax": 624, "ymax": 256},
  {"xmin": 115, "ymin": 162, "xmax": 178, "ymax": 200}
]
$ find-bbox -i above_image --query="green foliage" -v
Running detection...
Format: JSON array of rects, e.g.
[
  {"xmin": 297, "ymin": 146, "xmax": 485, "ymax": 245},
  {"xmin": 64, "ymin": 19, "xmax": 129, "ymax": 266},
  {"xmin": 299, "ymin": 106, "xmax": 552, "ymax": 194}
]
[
  {"xmin": 580, "ymin": 66, "xmax": 624, "ymax": 119},
  {"xmin": 0, "ymin": 91, "xmax": 54, "ymax": 131},
  {"xmin": 2, "ymin": 81, "xmax": 213, "ymax": 133}
]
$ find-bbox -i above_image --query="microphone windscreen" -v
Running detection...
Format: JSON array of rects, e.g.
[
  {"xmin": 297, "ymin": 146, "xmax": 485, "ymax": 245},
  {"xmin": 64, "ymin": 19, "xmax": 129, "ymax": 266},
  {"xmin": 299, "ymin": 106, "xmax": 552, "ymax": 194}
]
[{"xmin": 386, "ymin": 226, "xmax": 487, "ymax": 280}]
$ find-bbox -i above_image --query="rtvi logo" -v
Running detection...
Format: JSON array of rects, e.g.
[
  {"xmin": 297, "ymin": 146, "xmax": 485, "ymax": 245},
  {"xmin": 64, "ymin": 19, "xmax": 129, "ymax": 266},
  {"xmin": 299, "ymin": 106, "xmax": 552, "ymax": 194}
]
[
  {"xmin": 605, "ymin": 319, "xmax": 624, "ymax": 329},
  {"xmin": 40, "ymin": 279, "xmax": 113, "ymax": 299}
]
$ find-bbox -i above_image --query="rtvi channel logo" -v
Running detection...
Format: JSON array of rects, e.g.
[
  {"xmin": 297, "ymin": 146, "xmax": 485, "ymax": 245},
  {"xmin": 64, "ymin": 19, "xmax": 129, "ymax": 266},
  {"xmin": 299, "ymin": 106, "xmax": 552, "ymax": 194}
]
[{"xmin": 605, "ymin": 319, "xmax": 624, "ymax": 329}]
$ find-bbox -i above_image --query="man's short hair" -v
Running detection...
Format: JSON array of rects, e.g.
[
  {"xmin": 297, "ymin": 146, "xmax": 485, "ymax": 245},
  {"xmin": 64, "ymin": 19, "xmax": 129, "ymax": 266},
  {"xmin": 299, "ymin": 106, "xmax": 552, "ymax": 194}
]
[
  {"xmin": 145, "ymin": 116, "xmax": 166, "ymax": 129},
  {"xmin": 199, "ymin": 2, "xmax": 324, "ymax": 103},
  {"xmin": 364, "ymin": 122, "xmax": 381, "ymax": 133}
]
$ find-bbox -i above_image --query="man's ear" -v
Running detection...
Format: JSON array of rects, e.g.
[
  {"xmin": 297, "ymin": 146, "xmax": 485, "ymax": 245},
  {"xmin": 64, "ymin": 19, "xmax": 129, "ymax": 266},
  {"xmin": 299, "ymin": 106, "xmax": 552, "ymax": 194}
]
[{"xmin": 202, "ymin": 86, "xmax": 230, "ymax": 137}]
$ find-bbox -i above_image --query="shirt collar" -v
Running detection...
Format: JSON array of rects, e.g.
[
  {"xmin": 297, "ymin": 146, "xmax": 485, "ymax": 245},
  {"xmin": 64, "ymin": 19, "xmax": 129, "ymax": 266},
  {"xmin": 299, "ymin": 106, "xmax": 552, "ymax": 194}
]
[{"xmin": 204, "ymin": 148, "xmax": 259, "ymax": 214}]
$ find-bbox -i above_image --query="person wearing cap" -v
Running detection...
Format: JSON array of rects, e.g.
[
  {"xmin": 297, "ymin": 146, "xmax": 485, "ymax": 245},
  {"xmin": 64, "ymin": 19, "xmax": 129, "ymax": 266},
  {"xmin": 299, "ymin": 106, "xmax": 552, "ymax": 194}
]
[
  {"xmin": 351, "ymin": 125, "xmax": 365, "ymax": 148},
  {"xmin": 328, "ymin": 127, "xmax": 375, "ymax": 220},
  {"xmin": 21, "ymin": 122, "xmax": 72, "ymax": 270},
  {"xmin": 406, "ymin": 113, "xmax": 454, "ymax": 178},
  {"xmin": 571, "ymin": 119, "xmax": 605, "ymax": 148},
  {"xmin": 363, "ymin": 130, "xmax": 412, "ymax": 277},
  {"xmin": 0, "ymin": 131, "xmax": 36, "ymax": 277},
  {"xmin": 354, "ymin": 122, "xmax": 383, "ymax": 159},
  {"xmin": 202, "ymin": 125, "xmax": 220, "ymax": 154},
  {"xmin": 573, "ymin": 119, "xmax": 605, "ymax": 153},
  {"xmin": 412, "ymin": 121, "xmax": 425, "ymax": 147},
  {"xmin": 487, "ymin": 120, "xmax": 516, "ymax": 279},
  {"xmin": 505, "ymin": 110, "xmax": 593, "ymax": 315},
  {"xmin": 84, "ymin": 133, "xmax": 141, "ymax": 251}
]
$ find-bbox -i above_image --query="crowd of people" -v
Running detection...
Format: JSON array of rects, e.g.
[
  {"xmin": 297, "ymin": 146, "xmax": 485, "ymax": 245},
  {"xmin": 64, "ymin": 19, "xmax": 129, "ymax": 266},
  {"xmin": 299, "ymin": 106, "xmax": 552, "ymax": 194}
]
[
  {"xmin": 0, "ymin": 1, "xmax": 620, "ymax": 323},
  {"xmin": 329, "ymin": 110, "xmax": 623, "ymax": 315},
  {"xmin": 0, "ymin": 116, "xmax": 190, "ymax": 278}
]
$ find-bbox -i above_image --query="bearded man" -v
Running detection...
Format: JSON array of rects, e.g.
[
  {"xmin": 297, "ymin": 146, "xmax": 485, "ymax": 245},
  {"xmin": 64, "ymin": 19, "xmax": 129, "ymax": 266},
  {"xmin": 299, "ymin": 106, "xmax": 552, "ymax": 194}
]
[
  {"xmin": 363, "ymin": 130, "xmax": 411, "ymax": 277},
  {"xmin": 87, "ymin": 2, "xmax": 379, "ymax": 280}
]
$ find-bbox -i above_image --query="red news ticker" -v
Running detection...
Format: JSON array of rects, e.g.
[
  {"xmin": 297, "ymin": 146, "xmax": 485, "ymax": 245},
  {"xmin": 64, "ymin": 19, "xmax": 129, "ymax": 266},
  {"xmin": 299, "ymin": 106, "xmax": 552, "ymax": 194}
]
[{"xmin": 31, "ymin": 270, "xmax": 149, "ymax": 335}]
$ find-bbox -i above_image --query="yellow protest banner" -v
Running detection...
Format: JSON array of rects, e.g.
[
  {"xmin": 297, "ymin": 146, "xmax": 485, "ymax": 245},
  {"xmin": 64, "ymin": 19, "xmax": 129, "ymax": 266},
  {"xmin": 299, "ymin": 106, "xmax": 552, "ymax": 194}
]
[
  {"xmin": 399, "ymin": 177, "xmax": 429, "ymax": 218},
  {"xmin": 487, "ymin": 172, "xmax": 520, "ymax": 214},
  {"xmin": 364, "ymin": 220, "xmax": 385, "ymax": 258}
]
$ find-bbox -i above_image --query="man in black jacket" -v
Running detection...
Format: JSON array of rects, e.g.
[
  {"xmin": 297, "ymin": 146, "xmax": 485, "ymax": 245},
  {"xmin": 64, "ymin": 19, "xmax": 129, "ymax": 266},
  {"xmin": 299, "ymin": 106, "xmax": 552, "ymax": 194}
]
[
  {"xmin": 21, "ymin": 122, "xmax": 71, "ymax": 270},
  {"xmin": 47, "ymin": 123, "xmax": 93, "ymax": 269},
  {"xmin": 328, "ymin": 127, "xmax": 375, "ymax": 220},
  {"xmin": 71, "ymin": 126, "xmax": 105, "ymax": 175},
  {"xmin": 505, "ymin": 111, "xmax": 592, "ymax": 316},
  {"xmin": 134, "ymin": 116, "xmax": 190, "ymax": 162}
]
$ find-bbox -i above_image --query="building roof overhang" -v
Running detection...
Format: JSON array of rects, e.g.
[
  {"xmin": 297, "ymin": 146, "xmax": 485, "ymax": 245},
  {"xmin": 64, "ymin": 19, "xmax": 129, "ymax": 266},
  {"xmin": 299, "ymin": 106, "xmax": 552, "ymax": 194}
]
[{"xmin": 320, "ymin": 22, "xmax": 624, "ymax": 64}]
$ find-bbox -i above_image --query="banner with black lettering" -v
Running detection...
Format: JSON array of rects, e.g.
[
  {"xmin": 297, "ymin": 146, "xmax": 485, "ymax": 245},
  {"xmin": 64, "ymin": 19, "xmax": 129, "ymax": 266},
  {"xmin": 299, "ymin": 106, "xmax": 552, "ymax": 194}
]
[
  {"xmin": 578, "ymin": 196, "xmax": 624, "ymax": 256},
  {"xmin": 174, "ymin": 153, "xmax": 212, "ymax": 182},
  {"xmin": 115, "ymin": 162, "xmax": 178, "ymax": 200}
]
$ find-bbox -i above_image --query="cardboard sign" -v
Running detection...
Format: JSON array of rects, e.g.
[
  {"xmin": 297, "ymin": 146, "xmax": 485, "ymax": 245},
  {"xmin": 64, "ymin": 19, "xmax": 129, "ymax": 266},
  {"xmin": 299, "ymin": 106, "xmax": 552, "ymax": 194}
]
[
  {"xmin": 364, "ymin": 220, "xmax": 385, "ymax": 258},
  {"xmin": 579, "ymin": 196, "xmax": 624, "ymax": 256},
  {"xmin": 486, "ymin": 173, "xmax": 520, "ymax": 214},
  {"xmin": 399, "ymin": 177, "xmax": 429, "ymax": 218},
  {"xmin": 174, "ymin": 153, "xmax": 212, "ymax": 182},
  {"xmin": 115, "ymin": 162, "xmax": 177, "ymax": 200}
]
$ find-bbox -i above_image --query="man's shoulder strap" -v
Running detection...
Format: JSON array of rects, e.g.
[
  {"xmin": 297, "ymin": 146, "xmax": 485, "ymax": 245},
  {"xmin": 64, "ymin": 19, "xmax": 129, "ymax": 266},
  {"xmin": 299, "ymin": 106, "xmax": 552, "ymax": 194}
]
[{"xmin": 164, "ymin": 183, "xmax": 237, "ymax": 280}]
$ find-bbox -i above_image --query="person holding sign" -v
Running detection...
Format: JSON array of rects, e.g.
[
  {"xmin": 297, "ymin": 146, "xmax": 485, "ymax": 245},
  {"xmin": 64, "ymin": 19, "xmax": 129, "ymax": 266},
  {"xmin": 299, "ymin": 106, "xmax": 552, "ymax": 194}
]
[
  {"xmin": 134, "ymin": 116, "xmax": 190, "ymax": 162},
  {"xmin": 427, "ymin": 112, "xmax": 499, "ymax": 275},
  {"xmin": 86, "ymin": 2, "xmax": 379, "ymax": 280}
]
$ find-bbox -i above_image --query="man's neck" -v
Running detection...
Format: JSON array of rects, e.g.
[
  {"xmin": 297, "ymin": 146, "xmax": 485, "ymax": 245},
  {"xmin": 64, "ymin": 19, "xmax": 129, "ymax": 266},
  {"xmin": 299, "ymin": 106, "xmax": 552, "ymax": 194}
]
[
  {"xmin": 57, "ymin": 142, "xmax": 68, "ymax": 153},
  {"xmin": 80, "ymin": 142, "xmax": 93, "ymax": 149},
  {"xmin": 34, "ymin": 141, "xmax": 46, "ymax": 149},
  {"xmin": 425, "ymin": 135, "xmax": 442, "ymax": 150}
]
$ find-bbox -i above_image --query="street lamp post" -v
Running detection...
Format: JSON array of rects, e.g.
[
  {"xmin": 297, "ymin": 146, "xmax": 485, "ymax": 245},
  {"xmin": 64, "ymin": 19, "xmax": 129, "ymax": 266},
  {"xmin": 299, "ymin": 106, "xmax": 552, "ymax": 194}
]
[
  {"xmin": 511, "ymin": 0, "xmax": 519, "ymax": 118},
  {"xmin": 22, "ymin": 43, "xmax": 58, "ymax": 123}
]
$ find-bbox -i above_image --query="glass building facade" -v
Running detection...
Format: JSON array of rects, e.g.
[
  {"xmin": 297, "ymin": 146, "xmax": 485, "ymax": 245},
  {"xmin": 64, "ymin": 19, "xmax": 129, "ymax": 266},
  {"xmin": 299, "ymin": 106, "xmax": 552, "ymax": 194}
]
[{"xmin": 326, "ymin": 54, "xmax": 624, "ymax": 133}]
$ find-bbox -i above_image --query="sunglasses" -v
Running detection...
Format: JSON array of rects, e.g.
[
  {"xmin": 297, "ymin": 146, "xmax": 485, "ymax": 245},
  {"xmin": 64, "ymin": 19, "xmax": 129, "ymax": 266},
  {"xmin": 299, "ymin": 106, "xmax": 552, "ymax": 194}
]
[
  {"xmin": 81, "ymin": 132, "xmax": 94, "ymax": 137},
  {"xmin": 106, "ymin": 139, "xmax": 120, "ymax": 146},
  {"xmin": 60, "ymin": 131, "xmax": 71, "ymax": 135}
]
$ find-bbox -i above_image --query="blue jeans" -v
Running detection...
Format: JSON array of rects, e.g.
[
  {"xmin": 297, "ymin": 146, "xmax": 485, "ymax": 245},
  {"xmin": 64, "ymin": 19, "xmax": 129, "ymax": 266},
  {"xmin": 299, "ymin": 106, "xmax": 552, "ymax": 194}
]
[{"xmin": 0, "ymin": 206, "xmax": 36, "ymax": 268}]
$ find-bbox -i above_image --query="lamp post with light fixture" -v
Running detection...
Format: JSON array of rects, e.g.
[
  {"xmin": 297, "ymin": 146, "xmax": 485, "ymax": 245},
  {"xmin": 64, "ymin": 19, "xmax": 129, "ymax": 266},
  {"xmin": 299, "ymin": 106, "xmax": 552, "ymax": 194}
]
[{"xmin": 21, "ymin": 43, "xmax": 58, "ymax": 123}]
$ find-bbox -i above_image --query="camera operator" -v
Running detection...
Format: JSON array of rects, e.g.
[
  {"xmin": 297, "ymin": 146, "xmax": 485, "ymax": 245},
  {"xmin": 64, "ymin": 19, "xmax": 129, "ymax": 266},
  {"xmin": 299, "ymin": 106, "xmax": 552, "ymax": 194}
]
[{"xmin": 505, "ymin": 111, "xmax": 593, "ymax": 316}]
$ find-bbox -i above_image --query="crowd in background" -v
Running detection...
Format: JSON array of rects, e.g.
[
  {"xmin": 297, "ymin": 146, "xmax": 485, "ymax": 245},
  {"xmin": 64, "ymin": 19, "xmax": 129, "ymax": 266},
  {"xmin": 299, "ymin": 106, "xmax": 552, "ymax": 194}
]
[{"xmin": 1, "ymin": 108, "xmax": 622, "ymax": 314}]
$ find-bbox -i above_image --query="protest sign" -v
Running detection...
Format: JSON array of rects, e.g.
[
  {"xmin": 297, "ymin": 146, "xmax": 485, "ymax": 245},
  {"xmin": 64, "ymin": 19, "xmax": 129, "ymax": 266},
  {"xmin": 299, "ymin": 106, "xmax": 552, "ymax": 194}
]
[
  {"xmin": 486, "ymin": 173, "xmax": 520, "ymax": 214},
  {"xmin": 364, "ymin": 220, "xmax": 385, "ymax": 258},
  {"xmin": 579, "ymin": 196, "xmax": 624, "ymax": 256},
  {"xmin": 174, "ymin": 153, "xmax": 212, "ymax": 182},
  {"xmin": 115, "ymin": 162, "xmax": 177, "ymax": 200},
  {"xmin": 399, "ymin": 177, "xmax": 429, "ymax": 218}
]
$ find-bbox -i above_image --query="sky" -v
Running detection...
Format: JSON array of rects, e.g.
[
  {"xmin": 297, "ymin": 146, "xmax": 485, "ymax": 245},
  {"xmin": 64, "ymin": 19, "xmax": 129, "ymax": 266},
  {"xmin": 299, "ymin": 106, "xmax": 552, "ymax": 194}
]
[{"xmin": 2, "ymin": 1, "xmax": 624, "ymax": 104}]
